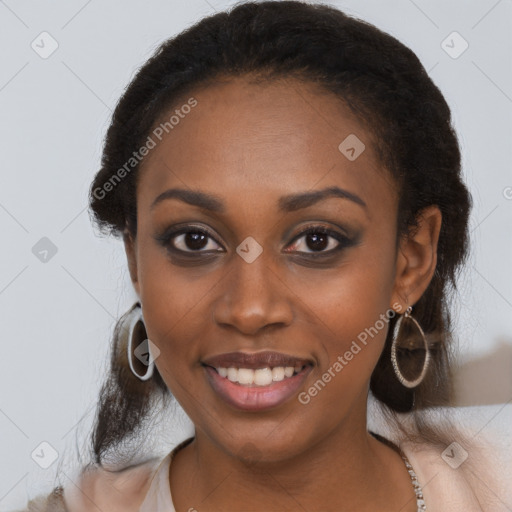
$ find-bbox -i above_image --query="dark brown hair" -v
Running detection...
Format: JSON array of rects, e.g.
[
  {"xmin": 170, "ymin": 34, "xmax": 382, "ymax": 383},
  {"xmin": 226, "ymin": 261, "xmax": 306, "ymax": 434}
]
[{"xmin": 87, "ymin": 0, "xmax": 471, "ymax": 466}]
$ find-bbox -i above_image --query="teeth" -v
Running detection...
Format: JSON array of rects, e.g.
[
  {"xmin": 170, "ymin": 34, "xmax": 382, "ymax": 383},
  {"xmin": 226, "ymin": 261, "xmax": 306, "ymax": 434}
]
[
  {"xmin": 227, "ymin": 367, "xmax": 238, "ymax": 382},
  {"xmin": 214, "ymin": 365, "xmax": 305, "ymax": 386},
  {"xmin": 272, "ymin": 367, "xmax": 284, "ymax": 381},
  {"xmin": 254, "ymin": 368, "xmax": 273, "ymax": 386},
  {"xmin": 238, "ymin": 368, "xmax": 254, "ymax": 385}
]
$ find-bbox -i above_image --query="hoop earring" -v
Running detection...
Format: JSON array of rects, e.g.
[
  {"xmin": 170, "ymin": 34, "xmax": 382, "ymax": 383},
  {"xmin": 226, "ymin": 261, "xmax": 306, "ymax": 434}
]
[
  {"xmin": 390, "ymin": 306, "xmax": 430, "ymax": 388},
  {"xmin": 127, "ymin": 304, "xmax": 155, "ymax": 381}
]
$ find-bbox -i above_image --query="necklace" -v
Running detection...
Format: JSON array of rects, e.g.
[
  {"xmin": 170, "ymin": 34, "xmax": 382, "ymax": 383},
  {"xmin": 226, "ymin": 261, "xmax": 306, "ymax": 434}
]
[
  {"xmin": 369, "ymin": 431, "xmax": 426, "ymax": 511},
  {"xmin": 401, "ymin": 453, "xmax": 427, "ymax": 511}
]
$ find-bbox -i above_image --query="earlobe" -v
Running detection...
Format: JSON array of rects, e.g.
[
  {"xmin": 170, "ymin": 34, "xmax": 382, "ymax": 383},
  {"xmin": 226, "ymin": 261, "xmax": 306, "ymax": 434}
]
[
  {"xmin": 123, "ymin": 230, "xmax": 140, "ymax": 296},
  {"xmin": 391, "ymin": 205, "xmax": 442, "ymax": 310}
]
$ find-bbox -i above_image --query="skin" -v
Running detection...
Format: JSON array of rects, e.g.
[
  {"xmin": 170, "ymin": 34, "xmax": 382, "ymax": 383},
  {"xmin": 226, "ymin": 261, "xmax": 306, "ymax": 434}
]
[{"xmin": 124, "ymin": 76, "xmax": 442, "ymax": 512}]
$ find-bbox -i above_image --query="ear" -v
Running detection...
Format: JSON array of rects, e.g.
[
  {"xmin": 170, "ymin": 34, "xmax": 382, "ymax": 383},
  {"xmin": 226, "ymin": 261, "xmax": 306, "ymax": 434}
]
[
  {"xmin": 123, "ymin": 229, "xmax": 140, "ymax": 297},
  {"xmin": 391, "ymin": 205, "xmax": 442, "ymax": 312}
]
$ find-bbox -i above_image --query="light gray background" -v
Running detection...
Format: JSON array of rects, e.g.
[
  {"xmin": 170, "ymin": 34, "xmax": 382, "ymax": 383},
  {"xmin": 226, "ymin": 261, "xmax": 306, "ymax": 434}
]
[{"xmin": 1, "ymin": 0, "xmax": 511, "ymax": 508}]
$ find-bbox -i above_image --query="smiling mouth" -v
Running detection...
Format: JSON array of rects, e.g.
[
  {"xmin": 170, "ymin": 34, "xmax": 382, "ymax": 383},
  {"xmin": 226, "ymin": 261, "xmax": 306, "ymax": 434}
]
[
  {"xmin": 202, "ymin": 363, "xmax": 313, "ymax": 412},
  {"xmin": 201, "ymin": 350, "xmax": 314, "ymax": 410},
  {"xmin": 203, "ymin": 364, "xmax": 309, "ymax": 387}
]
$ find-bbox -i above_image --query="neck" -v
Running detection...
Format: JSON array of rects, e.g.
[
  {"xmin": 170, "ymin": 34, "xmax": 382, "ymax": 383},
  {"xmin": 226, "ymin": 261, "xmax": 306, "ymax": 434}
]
[{"xmin": 169, "ymin": 408, "xmax": 418, "ymax": 511}]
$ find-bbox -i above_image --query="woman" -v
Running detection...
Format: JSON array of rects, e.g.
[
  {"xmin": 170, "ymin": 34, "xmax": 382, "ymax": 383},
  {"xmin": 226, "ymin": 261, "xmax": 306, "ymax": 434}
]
[{"xmin": 20, "ymin": 1, "xmax": 511, "ymax": 511}]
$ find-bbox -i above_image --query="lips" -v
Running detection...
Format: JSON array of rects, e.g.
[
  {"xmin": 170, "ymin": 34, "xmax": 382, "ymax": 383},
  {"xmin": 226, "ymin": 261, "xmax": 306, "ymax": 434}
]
[
  {"xmin": 204, "ymin": 364, "xmax": 313, "ymax": 411},
  {"xmin": 201, "ymin": 350, "xmax": 314, "ymax": 411},
  {"xmin": 202, "ymin": 350, "xmax": 313, "ymax": 370}
]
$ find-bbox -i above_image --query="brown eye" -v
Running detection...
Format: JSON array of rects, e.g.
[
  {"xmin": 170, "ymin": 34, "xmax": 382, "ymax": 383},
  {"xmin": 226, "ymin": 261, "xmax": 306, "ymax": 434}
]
[
  {"xmin": 174, "ymin": 231, "xmax": 217, "ymax": 252},
  {"xmin": 155, "ymin": 226, "xmax": 224, "ymax": 254},
  {"xmin": 286, "ymin": 226, "xmax": 353, "ymax": 255},
  {"xmin": 301, "ymin": 231, "xmax": 332, "ymax": 252}
]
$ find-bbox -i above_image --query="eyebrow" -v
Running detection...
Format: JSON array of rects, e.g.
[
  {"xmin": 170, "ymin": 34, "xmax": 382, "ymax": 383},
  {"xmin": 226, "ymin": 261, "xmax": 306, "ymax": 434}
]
[{"xmin": 150, "ymin": 185, "xmax": 367, "ymax": 213}]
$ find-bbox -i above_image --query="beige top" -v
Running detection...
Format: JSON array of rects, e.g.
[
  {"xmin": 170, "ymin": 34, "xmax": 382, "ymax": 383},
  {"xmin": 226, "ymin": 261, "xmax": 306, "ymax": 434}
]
[
  {"xmin": 62, "ymin": 436, "xmax": 511, "ymax": 511},
  {"xmin": 17, "ymin": 405, "xmax": 512, "ymax": 511}
]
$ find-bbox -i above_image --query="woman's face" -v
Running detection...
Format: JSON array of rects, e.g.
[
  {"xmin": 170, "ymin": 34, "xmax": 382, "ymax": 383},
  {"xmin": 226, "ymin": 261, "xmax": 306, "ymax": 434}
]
[{"xmin": 127, "ymin": 76, "xmax": 407, "ymax": 462}]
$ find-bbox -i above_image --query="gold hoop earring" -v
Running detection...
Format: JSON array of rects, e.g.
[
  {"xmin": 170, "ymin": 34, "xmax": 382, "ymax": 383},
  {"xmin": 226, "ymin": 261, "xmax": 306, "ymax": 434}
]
[{"xmin": 390, "ymin": 306, "xmax": 430, "ymax": 388}]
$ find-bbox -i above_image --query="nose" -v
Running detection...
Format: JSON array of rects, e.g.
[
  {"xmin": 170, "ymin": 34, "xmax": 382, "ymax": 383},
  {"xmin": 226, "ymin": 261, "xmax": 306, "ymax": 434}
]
[{"xmin": 212, "ymin": 252, "xmax": 294, "ymax": 336}]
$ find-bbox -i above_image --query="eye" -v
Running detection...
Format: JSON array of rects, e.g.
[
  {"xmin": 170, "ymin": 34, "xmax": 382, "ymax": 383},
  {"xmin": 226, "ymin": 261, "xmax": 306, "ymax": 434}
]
[
  {"xmin": 155, "ymin": 223, "xmax": 356, "ymax": 259},
  {"xmin": 285, "ymin": 225, "xmax": 351, "ymax": 255},
  {"xmin": 155, "ymin": 225, "xmax": 224, "ymax": 254}
]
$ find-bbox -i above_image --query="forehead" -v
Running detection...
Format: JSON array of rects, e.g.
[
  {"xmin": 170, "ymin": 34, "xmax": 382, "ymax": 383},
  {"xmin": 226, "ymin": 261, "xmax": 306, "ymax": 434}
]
[{"xmin": 136, "ymin": 76, "xmax": 395, "ymax": 219}]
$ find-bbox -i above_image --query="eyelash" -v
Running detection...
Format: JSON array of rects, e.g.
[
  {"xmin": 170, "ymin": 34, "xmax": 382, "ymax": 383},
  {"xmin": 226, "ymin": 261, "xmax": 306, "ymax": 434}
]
[
  {"xmin": 288, "ymin": 225, "xmax": 356, "ymax": 258},
  {"xmin": 155, "ymin": 223, "xmax": 354, "ymax": 259}
]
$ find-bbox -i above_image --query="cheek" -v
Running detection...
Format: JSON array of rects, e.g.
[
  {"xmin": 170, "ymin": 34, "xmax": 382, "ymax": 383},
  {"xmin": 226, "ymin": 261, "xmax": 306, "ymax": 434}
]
[
  {"xmin": 303, "ymin": 269, "xmax": 393, "ymax": 382},
  {"xmin": 135, "ymin": 239, "xmax": 236, "ymax": 404},
  {"xmin": 300, "ymin": 236, "xmax": 397, "ymax": 372}
]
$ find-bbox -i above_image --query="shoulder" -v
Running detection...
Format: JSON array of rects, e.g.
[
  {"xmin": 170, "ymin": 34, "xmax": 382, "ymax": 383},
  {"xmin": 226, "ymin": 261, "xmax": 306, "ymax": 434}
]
[
  {"xmin": 61, "ymin": 457, "xmax": 163, "ymax": 512},
  {"xmin": 14, "ymin": 438, "xmax": 195, "ymax": 512},
  {"xmin": 401, "ymin": 404, "xmax": 512, "ymax": 511},
  {"xmin": 15, "ymin": 459, "xmax": 161, "ymax": 512},
  {"xmin": 12, "ymin": 486, "xmax": 67, "ymax": 512},
  {"xmin": 15, "ymin": 461, "xmax": 159, "ymax": 512}
]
